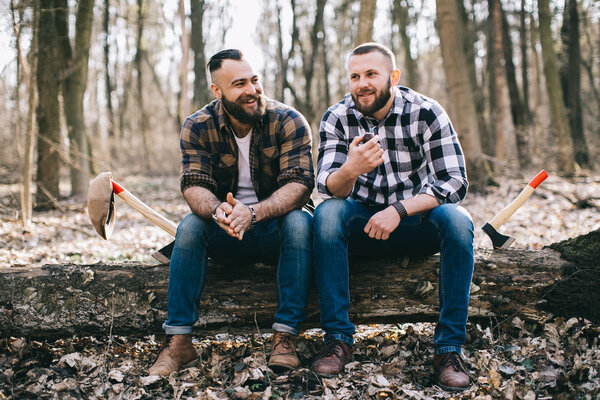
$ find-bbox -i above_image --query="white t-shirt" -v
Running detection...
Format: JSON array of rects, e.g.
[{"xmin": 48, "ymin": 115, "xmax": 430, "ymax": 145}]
[{"xmin": 233, "ymin": 130, "xmax": 259, "ymax": 204}]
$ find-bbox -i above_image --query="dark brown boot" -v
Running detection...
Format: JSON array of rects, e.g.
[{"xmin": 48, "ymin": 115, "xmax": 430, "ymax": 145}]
[
  {"xmin": 310, "ymin": 340, "xmax": 353, "ymax": 377},
  {"xmin": 148, "ymin": 335, "xmax": 198, "ymax": 376},
  {"xmin": 433, "ymin": 352, "xmax": 471, "ymax": 391},
  {"xmin": 268, "ymin": 332, "xmax": 300, "ymax": 372}
]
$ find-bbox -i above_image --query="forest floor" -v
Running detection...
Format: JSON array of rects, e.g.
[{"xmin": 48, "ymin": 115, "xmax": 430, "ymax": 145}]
[{"xmin": 0, "ymin": 171, "xmax": 599, "ymax": 399}]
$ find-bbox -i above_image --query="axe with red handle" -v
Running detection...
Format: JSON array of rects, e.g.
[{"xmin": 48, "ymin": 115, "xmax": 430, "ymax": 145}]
[
  {"xmin": 87, "ymin": 172, "xmax": 176, "ymax": 263},
  {"xmin": 481, "ymin": 170, "xmax": 548, "ymax": 249}
]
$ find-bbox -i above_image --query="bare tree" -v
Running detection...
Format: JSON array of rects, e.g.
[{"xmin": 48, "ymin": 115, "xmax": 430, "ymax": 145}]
[
  {"xmin": 538, "ymin": 0, "xmax": 575, "ymax": 173},
  {"xmin": 356, "ymin": 0, "xmax": 377, "ymax": 45},
  {"xmin": 392, "ymin": 0, "xmax": 418, "ymax": 88},
  {"xmin": 435, "ymin": 0, "xmax": 487, "ymax": 188},
  {"xmin": 134, "ymin": 0, "xmax": 152, "ymax": 169},
  {"xmin": 177, "ymin": 0, "xmax": 191, "ymax": 127},
  {"xmin": 36, "ymin": 0, "xmax": 62, "ymax": 208},
  {"xmin": 501, "ymin": 5, "xmax": 529, "ymax": 168},
  {"xmin": 55, "ymin": 0, "xmax": 95, "ymax": 197},
  {"xmin": 191, "ymin": 0, "xmax": 209, "ymax": 110},
  {"xmin": 104, "ymin": 0, "xmax": 116, "ymax": 138},
  {"xmin": 560, "ymin": 0, "xmax": 589, "ymax": 168}
]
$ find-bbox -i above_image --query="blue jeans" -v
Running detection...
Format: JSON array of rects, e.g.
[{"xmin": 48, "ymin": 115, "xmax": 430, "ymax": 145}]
[
  {"xmin": 313, "ymin": 199, "xmax": 474, "ymax": 355},
  {"xmin": 163, "ymin": 209, "xmax": 313, "ymax": 336}
]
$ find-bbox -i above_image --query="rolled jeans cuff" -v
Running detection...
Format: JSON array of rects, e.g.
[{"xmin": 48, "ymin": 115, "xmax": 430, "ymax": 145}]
[
  {"xmin": 324, "ymin": 332, "xmax": 354, "ymax": 347},
  {"xmin": 162, "ymin": 322, "xmax": 192, "ymax": 335},
  {"xmin": 434, "ymin": 345, "xmax": 462, "ymax": 356},
  {"xmin": 272, "ymin": 322, "xmax": 299, "ymax": 336}
]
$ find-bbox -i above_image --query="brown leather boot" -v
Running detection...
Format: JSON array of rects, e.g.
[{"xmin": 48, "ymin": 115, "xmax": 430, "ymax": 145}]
[
  {"xmin": 310, "ymin": 340, "xmax": 353, "ymax": 377},
  {"xmin": 433, "ymin": 352, "xmax": 471, "ymax": 391},
  {"xmin": 148, "ymin": 335, "xmax": 198, "ymax": 376},
  {"xmin": 267, "ymin": 332, "xmax": 300, "ymax": 372}
]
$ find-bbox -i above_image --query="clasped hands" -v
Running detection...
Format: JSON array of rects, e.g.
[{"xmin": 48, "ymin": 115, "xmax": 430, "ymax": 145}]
[{"xmin": 212, "ymin": 192, "xmax": 254, "ymax": 240}]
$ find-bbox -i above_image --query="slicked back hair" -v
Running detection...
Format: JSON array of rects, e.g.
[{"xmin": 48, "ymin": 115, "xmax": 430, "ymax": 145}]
[
  {"xmin": 349, "ymin": 43, "xmax": 396, "ymax": 70},
  {"xmin": 207, "ymin": 49, "xmax": 244, "ymax": 74}
]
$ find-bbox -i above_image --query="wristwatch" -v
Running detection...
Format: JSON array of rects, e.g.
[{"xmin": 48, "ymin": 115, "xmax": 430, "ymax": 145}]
[{"xmin": 211, "ymin": 205, "xmax": 219, "ymax": 222}]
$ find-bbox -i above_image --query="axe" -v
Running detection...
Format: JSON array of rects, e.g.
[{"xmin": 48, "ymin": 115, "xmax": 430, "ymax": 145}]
[
  {"xmin": 87, "ymin": 172, "xmax": 176, "ymax": 263},
  {"xmin": 481, "ymin": 170, "xmax": 548, "ymax": 249}
]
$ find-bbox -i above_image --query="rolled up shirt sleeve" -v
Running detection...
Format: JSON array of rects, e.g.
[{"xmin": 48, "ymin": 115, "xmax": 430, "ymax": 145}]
[
  {"xmin": 419, "ymin": 103, "xmax": 468, "ymax": 204},
  {"xmin": 179, "ymin": 116, "xmax": 217, "ymax": 194},
  {"xmin": 276, "ymin": 109, "xmax": 315, "ymax": 191},
  {"xmin": 316, "ymin": 109, "xmax": 349, "ymax": 199}
]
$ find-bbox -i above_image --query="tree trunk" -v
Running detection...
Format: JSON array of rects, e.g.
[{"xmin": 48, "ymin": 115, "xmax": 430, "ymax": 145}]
[
  {"xmin": 519, "ymin": 0, "xmax": 532, "ymax": 125},
  {"xmin": 190, "ymin": 0, "xmax": 209, "ymax": 111},
  {"xmin": 392, "ymin": 0, "xmax": 418, "ymax": 89},
  {"xmin": 356, "ymin": 0, "xmax": 377, "ymax": 45},
  {"xmin": 2, "ymin": 229, "xmax": 599, "ymax": 337},
  {"xmin": 177, "ymin": 0, "xmax": 190, "ymax": 128},
  {"xmin": 35, "ymin": 0, "xmax": 61, "ymax": 209},
  {"xmin": 435, "ymin": 0, "xmax": 487, "ymax": 190},
  {"xmin": 538, "ymin": 0, "xmax": 575, "ymax": 173},
  {"xmin": 57, "ymin": 0, "xmax": 95, "ymax": 198},
  {"xmin": 104, "ymin": 0, "xmax": 116, "ymax": 138},
  {"xmin": 134, "ymin": 0, "xmax": 152, "ymax": 170},
  {"xmin": 560, "ymin": 0, "xmax": 589, "ymax": 168},
  {"xmin": 487, "ymin": 0, "xmax": 508, "ymax": 163},
  {"xmin": 501, "ymin": 5, "xmax": 529, "ymax": 169}
]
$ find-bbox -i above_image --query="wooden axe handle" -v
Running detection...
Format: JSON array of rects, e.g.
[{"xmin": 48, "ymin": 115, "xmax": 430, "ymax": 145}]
[
  {"xmin": 489, "ymin": 170, "xmax": 548, "ymax": 229},
  {"xmin": 111, "ymin": 180, "xmax": 177, "ymax": 237}
]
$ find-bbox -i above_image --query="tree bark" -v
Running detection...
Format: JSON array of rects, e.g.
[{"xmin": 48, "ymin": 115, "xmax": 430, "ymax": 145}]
[
  {"xmin": 190, "ymin": 0, "xmax": 209, "ymax": 110},
  {"xmin": 392, "ymin": 0, "xmax": 417, "ymax": 89},
  {"xmin": 501, "ymin": 5, "xmax": 529, "ymax": 169},
  {"xmin": 134, "ymin": 0, "xmax": 152, "ymax": 170},
  {"xmin": 560, "ymin": 0, "xmax": 589, "ymax": 168},
  {"xmin": 35, "ymin": 0, "xmax": 62, "ymax": 209},
  {"xmin": 177, "ymin": 0, "xmax": 191, "ymax": 128},
  {"xmin": 356, "ymin": 0, "xmax": 377, "ymax": 46},
  {"xmin": 104, "ymin": 0, "xmax": 116, "ymax": 138},
  {"xmin": 56, "ymin": 0, "xmax": 95, "ymax": 198},
  {"xmin": 2, "ymin": 234, "xmax": 599, "ymax": 338},
  {"xmin": 435, "ymin": 0, "xmax": 487, "ymax": 190},
  {"xmin": 538, "ymin": 0, "xmax": 575, "ymax": 173},
  {"xmin": 519, "ymin": 0, "xmax": 532, "ymax": 125}
]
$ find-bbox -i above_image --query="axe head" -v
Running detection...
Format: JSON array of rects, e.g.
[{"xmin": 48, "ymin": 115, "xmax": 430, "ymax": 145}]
[
  {"xmin": 152, "ymin": 241, "xmax": 174, "ymax": 264},
  {"xmin": 87, "ymin": 172, "xmax": 116, "ymax": 240},
  {"xmin": 482, "ymin": 222, "xmax": 515, "ymax": 250}
]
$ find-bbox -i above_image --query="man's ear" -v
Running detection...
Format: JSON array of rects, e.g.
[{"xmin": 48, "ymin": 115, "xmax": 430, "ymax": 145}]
[
  {"xmin": 210, "ymin": 83, "xmax": 222, "ymax": 99},
  {"xmin": 391, "ymin": 69, "xmax": 401, "ymax": 86}
]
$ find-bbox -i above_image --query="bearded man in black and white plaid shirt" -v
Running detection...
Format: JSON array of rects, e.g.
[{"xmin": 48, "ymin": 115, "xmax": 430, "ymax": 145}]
[{"xmin": 311, "ymin": 42, "xmax": 474, "ymax": 392}]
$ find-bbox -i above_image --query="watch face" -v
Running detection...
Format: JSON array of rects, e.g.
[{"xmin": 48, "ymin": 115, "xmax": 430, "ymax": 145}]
[{"xmin": 212, "ymin": 210, "xmax": 218, "ymax": 222}]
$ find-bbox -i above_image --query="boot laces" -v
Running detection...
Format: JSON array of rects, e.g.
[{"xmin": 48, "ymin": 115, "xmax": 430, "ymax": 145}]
[
  {"xmin": 441, "ymin": 352, "xmax": 466, "ymax": 373},
  {"xmin": 317, "ymin": 341, "xmax": 344, "ymax": 359},
  {"xmin": 274, "ymin": 334, "xmax": 294, "ymax": 352}
]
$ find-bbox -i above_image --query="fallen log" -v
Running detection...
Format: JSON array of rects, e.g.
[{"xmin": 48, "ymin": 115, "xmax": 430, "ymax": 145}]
[{"xmin": 1, "ymin": 230, "xmax": 598, "ymax": 337}]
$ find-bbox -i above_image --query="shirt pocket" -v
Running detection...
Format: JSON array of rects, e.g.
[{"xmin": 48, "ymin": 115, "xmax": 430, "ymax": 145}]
[
  {"xmin": 260, "ymin": 146, "xmax": 280, "ymax": 177},
  {"xmin": 210, "ymin": 154, "xmax": 236, "ymax": 192}
]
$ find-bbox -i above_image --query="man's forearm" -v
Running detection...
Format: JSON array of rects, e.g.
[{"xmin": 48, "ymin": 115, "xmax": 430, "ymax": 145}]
[
  {"xmin": 324, "ymin": 164, "xmax": 360, "ymax": 198},
  {"xmin": 183, "ymin": 186, "xmax": 222, "ymax": 219},
  {"xmin": 398, "ymin": 193, "xmax": 440, "ymax": 216},
  {"xmin": 254, "ymin": 182, "xmax": 311, "ymax": 222}
]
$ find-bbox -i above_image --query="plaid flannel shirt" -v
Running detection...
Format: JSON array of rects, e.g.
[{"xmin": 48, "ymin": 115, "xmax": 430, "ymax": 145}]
[
  {"xmin": 317, "ymin": 86, "xmax": 468, "ymax": 205},
  {"xmin": 180, "ymin": 97, "xmax": 314, "ymax": 201}
]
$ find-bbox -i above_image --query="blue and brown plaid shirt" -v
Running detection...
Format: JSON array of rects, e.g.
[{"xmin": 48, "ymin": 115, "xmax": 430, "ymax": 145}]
[
  {"xmin": 180, "ymin": 97, "xmax": 314, "ymax": 201},
  {"xmin": 317, "ymin": 86, "xmax": 468, "ymax": 205}
]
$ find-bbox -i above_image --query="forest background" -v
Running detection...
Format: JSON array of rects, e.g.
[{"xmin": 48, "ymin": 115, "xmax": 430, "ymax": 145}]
[{"xmin": 0, "ymin": 0, "xmax": 600, "ymax": 398}]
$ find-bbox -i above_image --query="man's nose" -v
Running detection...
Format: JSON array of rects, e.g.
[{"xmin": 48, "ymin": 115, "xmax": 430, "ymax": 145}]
[{"xmin": 245, "ymin": 83, "xmax": 258, "ymax": 95}]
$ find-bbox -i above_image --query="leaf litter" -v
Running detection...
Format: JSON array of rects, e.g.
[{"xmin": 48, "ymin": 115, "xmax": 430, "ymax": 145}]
[{"xmin": 1, "ymin": 173, "xmax": 599, "ymax": 399}]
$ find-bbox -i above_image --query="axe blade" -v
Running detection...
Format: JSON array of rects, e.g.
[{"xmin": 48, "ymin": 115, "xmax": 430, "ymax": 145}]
[
  {"xmin": 482, "ymin": 222, "xmax": 515, "ymax": 249},
  {"xmin": 152, "ymin": 241, "xmax": 174, "ymax": 264}
]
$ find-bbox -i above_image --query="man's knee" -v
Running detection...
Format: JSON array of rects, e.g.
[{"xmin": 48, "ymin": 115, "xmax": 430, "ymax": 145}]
[
  {"xmin": 313, "ymin": 199, "xmax": 349, "ymax": 240},
  {"xmin": 281, "ymin": 209, "xmax": 312, "ymax": 243},
  {"xmin": 429, "ymin": 204, "xmax": 474, "ymax": 243}
]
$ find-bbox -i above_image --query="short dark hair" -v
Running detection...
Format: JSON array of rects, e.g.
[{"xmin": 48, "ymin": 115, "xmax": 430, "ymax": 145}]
[
  {"xmin": 349, "ymin": 43, "xmax": 396, "ymax": 69},
  {"xmin": 207, "ymin": 49, "xmax": 244, "ymax": 73}
]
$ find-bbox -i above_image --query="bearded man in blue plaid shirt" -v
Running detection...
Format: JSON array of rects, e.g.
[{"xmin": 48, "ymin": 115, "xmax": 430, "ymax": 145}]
[{"xmin": 311, "ymin": 43, "xmax": 474, "ymax": 391}]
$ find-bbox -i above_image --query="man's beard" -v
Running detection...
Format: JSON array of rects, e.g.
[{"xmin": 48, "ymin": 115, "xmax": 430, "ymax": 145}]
[
  {"xmin": 221, "ymin": 93, "xmax": 266, "ymax": 125},
  {"xmin": 352, "ymin": 81, "xmax": 392, "ymax": 116}
]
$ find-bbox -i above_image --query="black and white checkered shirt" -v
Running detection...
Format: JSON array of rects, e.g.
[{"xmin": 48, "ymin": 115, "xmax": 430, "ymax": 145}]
[{"xmin": 317, "ymin": 86, "xmax": 468, "ymax": 205}]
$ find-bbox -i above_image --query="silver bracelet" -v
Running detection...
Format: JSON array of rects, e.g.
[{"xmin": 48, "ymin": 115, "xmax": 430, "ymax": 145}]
[{"xmin": 247, "ymin": 205, "xmax": 256, "ymax": 230}]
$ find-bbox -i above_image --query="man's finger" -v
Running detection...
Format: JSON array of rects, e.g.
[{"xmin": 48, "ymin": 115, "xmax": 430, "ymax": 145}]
[{"xmin": 226, "ymin": 192, "xmax": 238, "ymax": 206}]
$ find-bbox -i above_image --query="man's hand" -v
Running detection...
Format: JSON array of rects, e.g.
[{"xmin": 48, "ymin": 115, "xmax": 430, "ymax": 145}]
[
  {"xmin": 345, "ymin": 134, "xmax": 384, "ymax": 178},
  {"xmin": 226, "ymin": 192, "xmax": 253, "ymax": 240},
  {"xmin": 364, "ymin": 205, "xmax": 401, "ymax": 240},
  {"xmin": 212, "ymin": 200, "xmax": 236, "ymax": 236}
]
